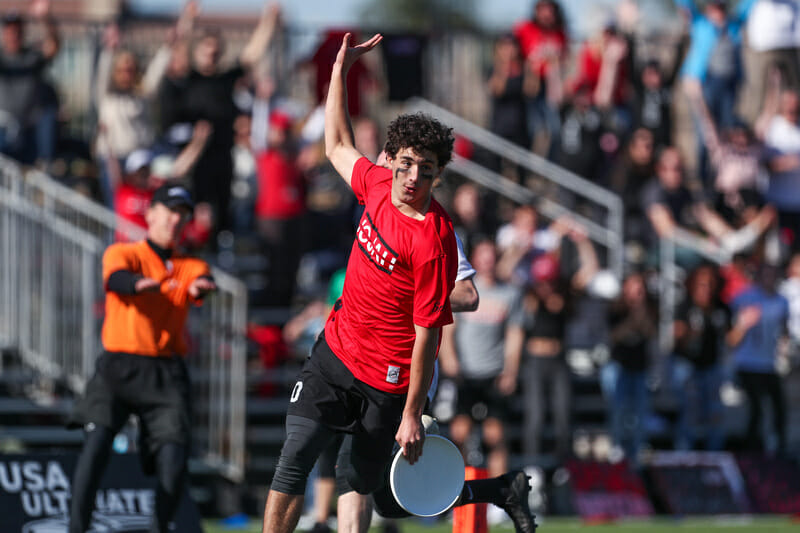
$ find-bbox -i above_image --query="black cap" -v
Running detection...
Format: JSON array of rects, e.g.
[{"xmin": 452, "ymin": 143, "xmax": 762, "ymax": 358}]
[{"xmin": 151, "ymin": 184, "xmax": 194, "ymax": 210}]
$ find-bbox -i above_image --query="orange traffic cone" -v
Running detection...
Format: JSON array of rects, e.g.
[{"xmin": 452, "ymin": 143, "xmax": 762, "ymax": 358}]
[{"xmin": 453, "ymin": 466, "xmax": 488, "ymax": 533}]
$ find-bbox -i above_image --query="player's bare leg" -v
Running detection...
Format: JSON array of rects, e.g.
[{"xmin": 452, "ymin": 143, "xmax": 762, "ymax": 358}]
[
  {"xmin": 336, "ymin": 491, "xmax": 373, "ymax": 533},
  {"xmin": 261, "ymin": 491, "xmax": 304, "ymax": 533}
]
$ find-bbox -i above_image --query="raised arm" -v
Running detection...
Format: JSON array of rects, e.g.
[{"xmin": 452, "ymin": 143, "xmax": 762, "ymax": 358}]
[
  {"xmin": 567, "ymin": 224, "xmax": 600, "ymax": 291},
  {"xmin": 324, "ymin": 33, "xmax": 382, "ymax": 187},
  {"xmin": 755, "ymin": 67, "xmax": 782, "ymax": 141},
  {"xmin": 95, "ymin": 26, "xmax": 117, "ymax": 104},
  {"xmin": 239, "ymin": 2, "xmax": 281, "ymax": 70},
  {"xmin": 594, "ymin": 36, "xmax": 627, "ymax": 110},
  {"xmin": 168, "ymin": 120, "xmax": 212, "ymax": 179},
  {"xmin": 29, "ymin": 0, "xmax": 59, "ymax": 61},
  {"xmin": 683, "ymin": 78, "xmax": 722, "ymax": 163},
  {"xmin": 142, "ymin": 1, "xmax": 198, "ymax": 97}
]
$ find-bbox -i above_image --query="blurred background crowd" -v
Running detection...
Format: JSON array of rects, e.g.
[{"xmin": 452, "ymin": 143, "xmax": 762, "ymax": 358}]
[{"xmin": 3, "ymin": 0, "xmax": 800, "ymax": 525}]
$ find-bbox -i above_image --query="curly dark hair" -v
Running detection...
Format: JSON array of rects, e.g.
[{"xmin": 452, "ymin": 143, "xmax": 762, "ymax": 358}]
[{"xmin": 383, "ymin": 113, "xmax": 455, "ymax": 168}]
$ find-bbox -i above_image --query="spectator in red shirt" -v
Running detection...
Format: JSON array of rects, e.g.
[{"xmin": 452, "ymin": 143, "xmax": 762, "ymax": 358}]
[
  {"xmin": 513, "ymin": 0, "xmax": 568, "ymax": 154},
  {"xmin": 568, "ymin": 21, "xmax": 632, "ymax": 144},
  {"xmin": 115, "ymin": 149, "xmax": 157, "ymax": 242},
  {"xmin": 112, "ymin": 121, "xmax": 212, "ymax": 245},
  {"xmin": 255, "ymin": 110, "xmax": 307, "ymax": 307}
]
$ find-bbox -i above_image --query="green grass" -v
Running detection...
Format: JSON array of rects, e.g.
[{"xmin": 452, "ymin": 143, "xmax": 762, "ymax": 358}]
[{"xmin": 203, "ymin": 515, "xmax": 800, "ymax": 533}]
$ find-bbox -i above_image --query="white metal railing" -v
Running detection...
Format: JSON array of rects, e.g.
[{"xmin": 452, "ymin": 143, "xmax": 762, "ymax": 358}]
[
  {"xmin": 0, "ymin": 156, "xmax": 247, "ymax": 482},
  {"xmin": 407, "ymin": 98, "xmax": 625, "ymax": 278}
]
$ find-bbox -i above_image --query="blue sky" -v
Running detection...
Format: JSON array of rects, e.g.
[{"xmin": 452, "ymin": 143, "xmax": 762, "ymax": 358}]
[{"xmin": 129, "ymin": 0, "xmax": 678, "ymax": 35}]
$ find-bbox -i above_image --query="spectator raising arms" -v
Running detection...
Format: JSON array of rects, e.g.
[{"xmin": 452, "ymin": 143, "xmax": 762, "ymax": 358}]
[
  {"xmin": 0, "ymin": 0, "xmax": 59, "ymax": 165},
  {"xmin": 94, "ymin": 3, "xmax": 194, "ymax": 206},
  {"xmin": 683, "ymin": 78, "xmax": 768, "ymax": 226},
  {"xmin": 676, "ymin": 0, "xmax": 756, "ymax": 183},
  {"xmin": 513, "ymin": 0, "xmax": 568, "ymax": 154},
  {"xmin": 163, "ymin": 2, "xmax": 281, "ymax": 236}
]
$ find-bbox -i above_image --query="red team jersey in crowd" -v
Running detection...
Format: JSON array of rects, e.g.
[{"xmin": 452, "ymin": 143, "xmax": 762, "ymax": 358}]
[
  {"xmin": 114, "ymin": 183, "xmax": 152, "ymax": 242},
  {"xmin": 324, "ymin": 157, "xmax": 458, "ymax": 394}
]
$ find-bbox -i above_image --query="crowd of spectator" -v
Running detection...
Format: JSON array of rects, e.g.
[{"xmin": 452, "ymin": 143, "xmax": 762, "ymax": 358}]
[{"xmin": 2, "ymin": 0, "xmax": 800, "ymax": 475}]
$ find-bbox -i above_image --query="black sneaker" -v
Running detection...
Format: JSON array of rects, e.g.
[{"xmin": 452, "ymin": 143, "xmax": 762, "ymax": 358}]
[
  {"xmin": 309, "ymin": 522, "xmax": 331, "ymax": 533},
  {"xmin": 498, "ymin": 471, "xmax": 537, "ymax": 533}
]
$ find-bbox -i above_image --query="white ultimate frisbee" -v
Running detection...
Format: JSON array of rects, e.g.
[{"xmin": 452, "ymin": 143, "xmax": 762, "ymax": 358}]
[{"xmin": 389, "ymin": 435, "xmax": 465, "ymax": 517}]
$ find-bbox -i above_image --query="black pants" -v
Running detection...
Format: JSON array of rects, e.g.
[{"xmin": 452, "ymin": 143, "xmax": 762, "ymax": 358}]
[
  {"xmin": 522, "ymin": 355, "xmax": 572, "ymax": 457},
  {"xmin": 69, "ymin": 426, "xmax": 187, "ymax": 533},
  {"xmin": 737, "ymin": 370, "xmax": 786, "ymax": 452},
  {"xmin": 271, "ymin": 334, "xmax": 405, "ymax": 496}
]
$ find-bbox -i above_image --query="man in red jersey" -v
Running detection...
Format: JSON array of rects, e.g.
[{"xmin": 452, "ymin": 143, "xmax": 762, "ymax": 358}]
[{"xmin": 261, "ymin": 33, "xmax": 459, "ymax": 533}]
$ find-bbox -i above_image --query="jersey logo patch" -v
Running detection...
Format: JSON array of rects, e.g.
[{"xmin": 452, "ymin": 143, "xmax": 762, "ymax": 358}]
[
  {"xmin": 386, "ymin": 365, "xmax": 400, "ymax": 384},
  {"xmin": 357, "ymin": 212, "xmax": 398, "ymax": 274}
]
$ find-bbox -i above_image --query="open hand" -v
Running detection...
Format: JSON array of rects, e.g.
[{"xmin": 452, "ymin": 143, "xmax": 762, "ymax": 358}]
[
  {"xmin": 103, "ymin": 24, "xmax": 121, "ymax": 50},
  {"xmin": 189, "ymin": 277, "xmax": 217, "ymax": 299},
  {"xmin": 335, "ymin": 33, "xmax": 383, "ymax": 72}
]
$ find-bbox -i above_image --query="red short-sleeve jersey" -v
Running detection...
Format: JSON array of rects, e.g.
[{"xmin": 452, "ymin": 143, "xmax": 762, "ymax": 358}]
[{"xmin": 324, "ymin": 157, "xmax": 458, "ymax": 393}]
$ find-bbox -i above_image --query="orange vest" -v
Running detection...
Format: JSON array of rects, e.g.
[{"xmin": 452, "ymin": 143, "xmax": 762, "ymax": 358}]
[{"xmin": 101, "ymin": 241, "xmax": 210, "ymax": 356}]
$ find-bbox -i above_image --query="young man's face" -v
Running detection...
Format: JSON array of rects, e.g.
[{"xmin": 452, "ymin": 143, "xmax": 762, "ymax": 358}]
[
  {"xmin": 387, "ymin": 147, "xmax": 440, "ymax": 213},
  {"xmin": 145, "ymin": 202, "xmax": 191, "ymax": 248}
]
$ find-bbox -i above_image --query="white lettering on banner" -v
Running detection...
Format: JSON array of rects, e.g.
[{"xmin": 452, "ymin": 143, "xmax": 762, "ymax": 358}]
[
  {"xmin": 95, "ymin": 489, "xmax": 154, "ymax": 515},
  {"xmin": 21, "ymin": 492, "xmax": 41, "ymax": 516},
  {"xmin": 0, "ymin": 458, "xmax": 156, "ymax": 521},
  {"xmin": 0, "ymin": 461, "xmax": 69, "ymax": 492},
  {"xmin": 0, "ymin": 462, "xmax": 22, "ymax": 492},
  {"xmin": 20, "ymin": 491, "xmax": 71, "ymax": 516},
  {"xmin": 23, "ymin": 463, "xmax": 43, "ymax": 491},
  {"xmin": 357, "ymin": 214, "xmax": 398, "ymax": 274},
  {"xmin": 46, "ymin": 461, "xmax": 69, "ymax": 491}
]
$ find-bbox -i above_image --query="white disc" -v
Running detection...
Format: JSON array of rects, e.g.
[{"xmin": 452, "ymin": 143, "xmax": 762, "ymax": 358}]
[{"xmin": 389, "ymin": 435, "xmax": 465, "ymax": 517}]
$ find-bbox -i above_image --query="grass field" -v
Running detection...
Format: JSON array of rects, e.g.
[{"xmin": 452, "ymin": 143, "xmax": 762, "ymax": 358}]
[{"xmin": 203, "ymin": 515, "xmax": 800, "ymax": 533}]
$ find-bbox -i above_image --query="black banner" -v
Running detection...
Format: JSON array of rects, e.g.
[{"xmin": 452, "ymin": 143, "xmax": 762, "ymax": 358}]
[{"xmin": 0, "ymin": 453, "xmax": 202, "ymax": 532}]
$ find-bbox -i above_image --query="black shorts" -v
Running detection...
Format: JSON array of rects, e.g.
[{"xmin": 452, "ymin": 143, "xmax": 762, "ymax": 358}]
[
  {"xmin": 68, "ymin": 352, "xmax": 192, "ymax": 472},
  {"xmin": 288, "ymin": 332, "xmax": 406, "ymax": 472},
  {"xmin": 456, "ymin": 377, "xmax": 509, "ymax": 421}
]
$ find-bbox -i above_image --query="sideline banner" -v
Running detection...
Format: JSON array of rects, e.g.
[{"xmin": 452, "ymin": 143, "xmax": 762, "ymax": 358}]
[
  {"xmin": 0, "ymin": 453, "xmax": 202, "ymax": 533},
  {"xmin": 648, "ymin": 451, "xmax": 752, "ymax": 515}
]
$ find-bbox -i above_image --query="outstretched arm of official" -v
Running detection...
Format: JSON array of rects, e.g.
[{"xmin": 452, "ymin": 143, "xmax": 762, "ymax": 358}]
[{"xmin": 324, "ymin": 33, "xmax": 382, "ymax": 187}]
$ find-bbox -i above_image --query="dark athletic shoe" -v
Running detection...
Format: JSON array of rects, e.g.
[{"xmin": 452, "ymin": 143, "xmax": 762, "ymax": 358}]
[
  {"xmin": 498, "ymin": 471, "xmax": 537, "ymax": 533},
  {"xmin": 310, "ymin": 522, "xmax": 332, "ymax": 533}
]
